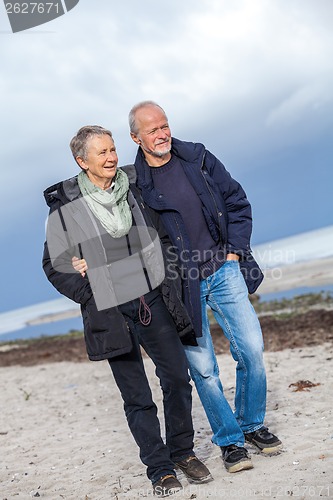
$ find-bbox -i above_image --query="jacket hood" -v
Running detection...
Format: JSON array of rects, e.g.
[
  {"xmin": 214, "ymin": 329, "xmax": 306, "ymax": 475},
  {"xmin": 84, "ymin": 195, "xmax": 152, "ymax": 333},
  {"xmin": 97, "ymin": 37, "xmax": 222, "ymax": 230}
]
[
  {"xmin": 121, "ymin": 164, "xmax": 137, "ymax": 184},
  {"xmin": 44, "ymin": 166, "xmax": 137, "ymax": 208},
  {"xmin": 171, "ymin": 137, "xmax": 205, "ymax": 163},
  {"xmin": 43, "ymin": 175, "xmax": 81, "ymax": 208}
]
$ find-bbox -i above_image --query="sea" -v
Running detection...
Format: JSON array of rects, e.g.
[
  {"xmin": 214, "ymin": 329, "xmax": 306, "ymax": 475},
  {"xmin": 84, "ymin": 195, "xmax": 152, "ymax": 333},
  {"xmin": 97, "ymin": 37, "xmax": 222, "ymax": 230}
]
[{"xmin": 1, "ymin": 225, "xmax": 333, "ymax": 343}]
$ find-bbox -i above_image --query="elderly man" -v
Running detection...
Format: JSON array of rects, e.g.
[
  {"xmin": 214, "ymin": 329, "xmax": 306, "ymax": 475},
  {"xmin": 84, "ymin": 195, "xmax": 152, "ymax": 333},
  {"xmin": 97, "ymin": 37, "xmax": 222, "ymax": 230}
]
[{"xmin": 128, "ymin": 101, "xmax": 282, "ymax": 473}]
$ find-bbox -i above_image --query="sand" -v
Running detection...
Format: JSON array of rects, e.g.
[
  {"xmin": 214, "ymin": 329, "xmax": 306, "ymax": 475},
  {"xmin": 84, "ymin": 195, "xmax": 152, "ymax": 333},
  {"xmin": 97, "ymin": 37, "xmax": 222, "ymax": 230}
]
[{"xmin": 1, "ymin": 344, "xmax": 332, "ymax": 499}]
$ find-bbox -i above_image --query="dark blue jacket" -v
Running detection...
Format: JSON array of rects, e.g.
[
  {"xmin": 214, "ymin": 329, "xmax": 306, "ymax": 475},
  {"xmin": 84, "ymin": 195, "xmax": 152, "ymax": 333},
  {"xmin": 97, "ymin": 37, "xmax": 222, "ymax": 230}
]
[{"xmin": 134, "ymin": 137, "xmax": 263, "ymax": 336}]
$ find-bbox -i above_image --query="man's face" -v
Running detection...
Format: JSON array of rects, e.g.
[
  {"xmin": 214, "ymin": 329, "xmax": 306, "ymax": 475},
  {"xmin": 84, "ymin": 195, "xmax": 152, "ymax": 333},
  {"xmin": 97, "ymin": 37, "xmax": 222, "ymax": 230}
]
[
  {"xmin": 77, "ymin": 134, "xmax": 118, "ymax": 189},
  {"xmin": 131, "ymin": 106, "xmax": 172, "ymax": 160}
]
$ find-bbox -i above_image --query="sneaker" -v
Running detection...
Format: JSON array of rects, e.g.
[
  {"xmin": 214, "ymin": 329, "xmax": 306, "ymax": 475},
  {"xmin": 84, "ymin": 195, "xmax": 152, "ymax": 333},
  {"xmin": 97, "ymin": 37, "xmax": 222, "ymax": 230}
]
[
  {"xmin": 244, "ymin": 426, "xmax": 282, "ymax": 454},
  {"xmin": 153, "ymin": 474, "xmax": 182, "ymax": 497},
  {"xmin": 175, "ymin": 455, "xmax": 213, "ymax": 483},
  {"xmin": 221, "ymin": 445, "xmax": 253, "ymax": 473}
]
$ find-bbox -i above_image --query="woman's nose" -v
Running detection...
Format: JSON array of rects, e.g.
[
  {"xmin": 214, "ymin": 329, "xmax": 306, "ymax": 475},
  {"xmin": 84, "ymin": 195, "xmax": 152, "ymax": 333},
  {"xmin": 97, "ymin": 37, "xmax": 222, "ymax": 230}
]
[{"xmin": 107, "ymin": 151, "xmax": 117, "ymax": 161}]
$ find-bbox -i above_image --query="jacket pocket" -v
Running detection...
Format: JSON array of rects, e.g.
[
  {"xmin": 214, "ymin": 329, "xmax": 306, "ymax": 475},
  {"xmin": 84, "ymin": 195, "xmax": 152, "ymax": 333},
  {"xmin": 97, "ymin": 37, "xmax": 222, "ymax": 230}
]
[
  {"xmin": 81, "ymin": 299, "xmax": 132, "ymax": 358},
  {"xmin": 84, "ymin": 299, "xmax": 113, "ymax": 334},
  {"xmin": 239, "ymin": 254, "xmax": 264, "ymax": 294}
]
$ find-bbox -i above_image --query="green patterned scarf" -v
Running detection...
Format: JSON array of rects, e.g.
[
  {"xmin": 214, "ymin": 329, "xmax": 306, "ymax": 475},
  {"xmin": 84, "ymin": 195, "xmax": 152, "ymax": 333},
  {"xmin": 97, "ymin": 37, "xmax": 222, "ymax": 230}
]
[{"xmin": 78, "ymin": 169, "xmax": 132, "ymax": 238}]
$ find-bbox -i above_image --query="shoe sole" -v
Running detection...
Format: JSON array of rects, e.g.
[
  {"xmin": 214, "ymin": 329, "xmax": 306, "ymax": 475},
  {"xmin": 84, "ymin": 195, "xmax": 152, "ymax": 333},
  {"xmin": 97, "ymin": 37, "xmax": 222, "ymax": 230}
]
[
  {"xmin": 153, "ymin": 486, "xmax": 182, "ymax": 497},
  {"xmin": 185, "ymin": 474, "xmax": 214, "ymax": 484},
  {"xmin": 154, "ymin": 489, "xmax": 182, "ymax": 497},
  {"xmin": 246, "ymin": 440, "xmax": 282, "ymax": 455},
  {"xmin": 176, "ymin": 468, "xmax": 213, "ymax": 484},
  {"xmin": 225, "ymin": 458, "xmax": 253, "ymax": 473},
  {"xmin": 258, "ymin": 444, "xmax": 283, "ymax": 454}
]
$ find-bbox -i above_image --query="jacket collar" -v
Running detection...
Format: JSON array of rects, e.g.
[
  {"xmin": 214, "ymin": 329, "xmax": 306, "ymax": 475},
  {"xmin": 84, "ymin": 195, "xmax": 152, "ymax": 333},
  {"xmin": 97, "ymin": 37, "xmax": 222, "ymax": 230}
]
[
  {"xmin": 134, "ymin": 137, "xmax": 205, "ymax": 205},
  {"xmin": 44, "ymin": 166, "xmax": 140, "ymax": 208}
]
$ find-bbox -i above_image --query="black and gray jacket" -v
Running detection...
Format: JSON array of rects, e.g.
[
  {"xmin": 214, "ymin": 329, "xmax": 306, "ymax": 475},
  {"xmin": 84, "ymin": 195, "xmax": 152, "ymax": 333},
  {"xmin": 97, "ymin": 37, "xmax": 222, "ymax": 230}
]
[{"xmin": 42, "ymin": 169, "xmax": 196, "ymax": 361}]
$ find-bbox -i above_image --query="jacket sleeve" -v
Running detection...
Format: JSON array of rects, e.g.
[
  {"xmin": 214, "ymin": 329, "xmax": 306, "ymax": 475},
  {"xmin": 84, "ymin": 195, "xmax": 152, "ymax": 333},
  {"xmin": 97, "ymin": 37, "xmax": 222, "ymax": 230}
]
[
  {"xmin": 42, "ymin": 206, "xmax": 93, "ymax": 305},
  {"xmin": 145, "ymin": 203, "xmax": 196, "ymax": 344},
  {"xmin": 145, "ymin": 205, "xmax": 172, "ymax": 249},
  {"xmin": 205, "ymin": 150, "xmax": 253, "ymax": 256}
]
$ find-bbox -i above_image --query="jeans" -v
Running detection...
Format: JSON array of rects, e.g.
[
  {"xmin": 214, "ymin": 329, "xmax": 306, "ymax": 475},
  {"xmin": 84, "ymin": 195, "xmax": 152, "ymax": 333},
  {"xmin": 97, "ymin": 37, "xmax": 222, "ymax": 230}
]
[
  {"xmin": 108, "ymin": 290, "xmax": 194, "ymax": 483},
  {"xmin": 184, "ymin": 261, "xmax": 266, "ymax": 448}
]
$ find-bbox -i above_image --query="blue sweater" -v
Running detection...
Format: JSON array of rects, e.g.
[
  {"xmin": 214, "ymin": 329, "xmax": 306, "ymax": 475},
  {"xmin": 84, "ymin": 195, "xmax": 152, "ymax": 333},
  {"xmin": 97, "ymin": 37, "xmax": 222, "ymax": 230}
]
[
  {"xmin": 134, "ymin": 137, "xmax": 259, "ymax": 336},
  {"xmin": 150, "ymin": 156, "xmax": 219, "ymax": 263}
]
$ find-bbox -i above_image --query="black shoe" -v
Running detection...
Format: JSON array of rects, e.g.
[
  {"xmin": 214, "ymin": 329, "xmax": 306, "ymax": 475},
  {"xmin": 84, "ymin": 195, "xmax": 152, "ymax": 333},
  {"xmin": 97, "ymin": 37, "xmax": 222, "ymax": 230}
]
[
  {"xmin": 221, "ymin": 445, "xmax": 253, "ymax": 473},
  {"xmin": 245, "ymin": 426, "xmax": 282, "ymax": 454},
  {"xmin": 153, "ymin": 475, "xmax": 182, "ymax": 497},
  {"xmin": 175, "ymin": 455, "xmax": 213, "ymax": 483}
]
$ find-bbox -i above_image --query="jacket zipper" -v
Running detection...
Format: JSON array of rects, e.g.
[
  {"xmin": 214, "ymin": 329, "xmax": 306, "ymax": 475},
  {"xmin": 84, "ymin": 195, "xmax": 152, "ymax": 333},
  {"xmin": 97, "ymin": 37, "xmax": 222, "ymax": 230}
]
[
  {"xmin": 200, "ymin": 152, "xmax": 227, "ymax": 244},
  {"xmin": 173, "ymin": 213, "xmax": 195, "ymax": 315}
]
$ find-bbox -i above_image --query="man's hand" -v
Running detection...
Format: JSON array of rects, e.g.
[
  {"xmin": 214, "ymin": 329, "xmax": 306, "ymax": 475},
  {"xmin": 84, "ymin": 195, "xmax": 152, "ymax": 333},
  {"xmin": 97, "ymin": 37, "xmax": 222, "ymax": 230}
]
[
  {"xmin": 72, "ymin": 256, "xmax": 88, "ymax": 277},
  {"xmin": 226, "ymin": 253, "xmax": 240, "ymax": 261}
]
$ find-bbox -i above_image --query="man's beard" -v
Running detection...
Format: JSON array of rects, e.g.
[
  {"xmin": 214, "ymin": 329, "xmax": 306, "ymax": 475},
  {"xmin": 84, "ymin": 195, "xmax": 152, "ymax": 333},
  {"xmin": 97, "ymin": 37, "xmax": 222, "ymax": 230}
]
[
  {"xmin": 141, "ymin": 142, "xmax": 171, "ymax": 158},
  {"xmin": 151, "ymin": 144, "xmax": 172, "ymax": 158}
]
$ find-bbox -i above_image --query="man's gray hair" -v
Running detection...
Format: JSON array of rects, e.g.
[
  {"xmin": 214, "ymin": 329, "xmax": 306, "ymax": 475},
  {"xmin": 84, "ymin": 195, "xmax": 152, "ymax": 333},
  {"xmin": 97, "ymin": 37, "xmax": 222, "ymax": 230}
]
[
  {"xmin": 128, "ymin": 101, "xmax": 167, "ymax": 135},
  {"xmin": 70, "ymin": 125, "xmax": 113, "ymax": 162}
]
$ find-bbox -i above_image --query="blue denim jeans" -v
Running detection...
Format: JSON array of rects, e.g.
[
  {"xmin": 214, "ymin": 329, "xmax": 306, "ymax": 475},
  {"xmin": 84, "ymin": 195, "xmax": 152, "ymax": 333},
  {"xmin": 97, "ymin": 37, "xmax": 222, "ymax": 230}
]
[{"xmin": 183, "ymin": 261, "xmax": 267, "ymax": 448}]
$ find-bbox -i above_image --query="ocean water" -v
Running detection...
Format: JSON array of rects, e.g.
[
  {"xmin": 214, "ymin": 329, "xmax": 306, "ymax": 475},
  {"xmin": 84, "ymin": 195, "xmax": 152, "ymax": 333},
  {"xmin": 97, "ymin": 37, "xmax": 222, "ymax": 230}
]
[
  {"xmin": 0, "ymin": 317, "xmax": 84, "ymax": 343},
  {"xmin": 1, "ymin": 225, "xmax": 333, "ymax": 342},
  {"xmin": 253, "ymin": 225, "xmax": 333, "ymax": 268},
  {"xmin": 2, "ymin": 283, "xmax": 333, "ymax": 343}
]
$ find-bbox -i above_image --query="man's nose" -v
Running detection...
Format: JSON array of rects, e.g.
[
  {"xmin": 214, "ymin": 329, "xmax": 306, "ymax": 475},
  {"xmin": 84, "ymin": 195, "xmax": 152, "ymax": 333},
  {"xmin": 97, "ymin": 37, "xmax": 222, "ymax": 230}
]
[{"xmin": 158, "ymin": 128, "xmax": 168, "ymax": 138}]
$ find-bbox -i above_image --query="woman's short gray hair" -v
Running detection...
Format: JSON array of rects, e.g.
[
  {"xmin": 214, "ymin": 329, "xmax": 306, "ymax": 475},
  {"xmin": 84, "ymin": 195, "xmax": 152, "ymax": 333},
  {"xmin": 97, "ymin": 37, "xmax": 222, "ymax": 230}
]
[
  {"xmin": 128, "ymin": 101, "xmax": 167, "ymax": 135},
  {"xmin": 70, "ymin": 125, "xmax": 113, "ymax": 162}
]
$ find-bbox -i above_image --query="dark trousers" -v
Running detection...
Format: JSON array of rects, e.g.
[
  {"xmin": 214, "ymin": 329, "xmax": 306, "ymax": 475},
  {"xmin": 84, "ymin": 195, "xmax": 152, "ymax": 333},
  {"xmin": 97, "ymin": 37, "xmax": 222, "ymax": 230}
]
[{"xmin": 108, "ymin": 290, "xmax": 194, "ymax": 483}]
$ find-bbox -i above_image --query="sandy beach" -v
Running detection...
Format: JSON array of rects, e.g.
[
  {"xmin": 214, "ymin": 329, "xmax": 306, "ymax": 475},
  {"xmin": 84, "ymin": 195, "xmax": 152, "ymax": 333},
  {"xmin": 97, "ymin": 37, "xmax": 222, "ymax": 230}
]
[{"xmin": 1, "ymin": 341, "xmax": 332, "ymax": 499}]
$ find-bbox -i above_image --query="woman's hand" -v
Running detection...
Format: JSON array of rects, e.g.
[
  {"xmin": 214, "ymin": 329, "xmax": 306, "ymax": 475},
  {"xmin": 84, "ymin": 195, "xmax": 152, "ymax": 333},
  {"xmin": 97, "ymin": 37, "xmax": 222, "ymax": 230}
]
[{"xmin": 72, "ymin": 256, "xmax": 88, "ymax": 277}]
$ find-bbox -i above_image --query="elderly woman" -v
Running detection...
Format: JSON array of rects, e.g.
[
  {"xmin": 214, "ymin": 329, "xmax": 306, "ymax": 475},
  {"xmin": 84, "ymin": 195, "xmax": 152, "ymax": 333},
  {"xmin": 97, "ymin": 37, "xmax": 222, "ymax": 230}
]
[{"xmin": 42, "ymin": 126, "xmax": 211, "ymax": 497}]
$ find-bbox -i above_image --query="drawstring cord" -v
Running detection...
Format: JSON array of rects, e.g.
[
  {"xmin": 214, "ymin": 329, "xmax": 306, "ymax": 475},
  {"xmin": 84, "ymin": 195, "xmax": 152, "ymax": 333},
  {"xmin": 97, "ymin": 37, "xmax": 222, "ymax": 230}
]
[{"xmin": 139, "ymin": 295, "xmax": 152, "ymax": 326}]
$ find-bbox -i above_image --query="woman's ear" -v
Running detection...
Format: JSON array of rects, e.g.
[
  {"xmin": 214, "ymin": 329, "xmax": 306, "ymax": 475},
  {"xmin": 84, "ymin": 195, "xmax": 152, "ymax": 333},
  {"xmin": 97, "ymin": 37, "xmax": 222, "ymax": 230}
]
[{"xmin": 76, "ymin": 156, "xmax": 88, "ymax": 171}]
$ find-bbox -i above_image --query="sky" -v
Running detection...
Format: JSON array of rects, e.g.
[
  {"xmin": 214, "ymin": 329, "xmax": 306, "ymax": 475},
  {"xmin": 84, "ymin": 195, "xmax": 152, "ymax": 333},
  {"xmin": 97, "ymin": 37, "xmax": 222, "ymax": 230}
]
[{"xmin": 0, "ymin": 0, "xmax": 332, "ymax": 318}]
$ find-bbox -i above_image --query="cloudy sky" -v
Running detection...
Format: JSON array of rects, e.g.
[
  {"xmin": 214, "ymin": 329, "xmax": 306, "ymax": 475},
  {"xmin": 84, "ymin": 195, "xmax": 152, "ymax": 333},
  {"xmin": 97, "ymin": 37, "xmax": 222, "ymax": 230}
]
[{"xmin": 0, "ymin": 0, "xmax": 332, "ymax": 315}]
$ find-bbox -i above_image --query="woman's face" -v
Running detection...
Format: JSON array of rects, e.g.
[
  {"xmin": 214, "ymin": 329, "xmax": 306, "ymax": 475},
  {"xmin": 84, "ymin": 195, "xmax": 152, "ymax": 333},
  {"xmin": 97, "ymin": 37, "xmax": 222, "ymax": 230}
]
[{"xmin": 78, "ymin": 134, "xmax": 118, "ymax": 189}]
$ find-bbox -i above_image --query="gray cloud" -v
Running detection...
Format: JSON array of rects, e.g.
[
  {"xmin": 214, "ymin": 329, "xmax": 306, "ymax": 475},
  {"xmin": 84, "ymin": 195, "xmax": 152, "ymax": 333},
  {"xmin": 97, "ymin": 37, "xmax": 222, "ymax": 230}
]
[{"xmin": 0, "ymin": 0, "xmax": 332, "ymax": 228}]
